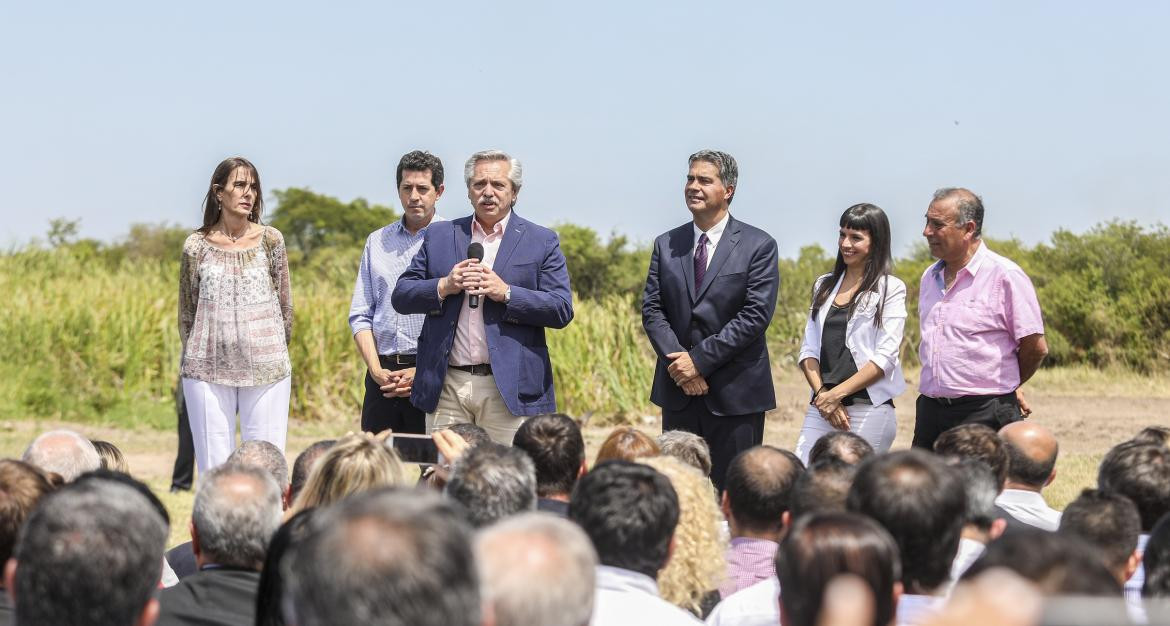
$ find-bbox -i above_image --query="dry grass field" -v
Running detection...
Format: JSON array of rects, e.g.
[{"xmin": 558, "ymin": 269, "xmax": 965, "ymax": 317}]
[{"xmin": 0, "ymin": 365, "xmax": 1164, "ymax": 549}]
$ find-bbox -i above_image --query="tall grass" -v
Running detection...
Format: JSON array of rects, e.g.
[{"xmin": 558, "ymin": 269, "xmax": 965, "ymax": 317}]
[{"xmin": 0, "ymin": 248, "xmax": 656, "ymax": 428}]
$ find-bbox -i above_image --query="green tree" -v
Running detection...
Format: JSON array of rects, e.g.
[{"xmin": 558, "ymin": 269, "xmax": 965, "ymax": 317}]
[
  {"xmin": 554, "ymin": 223, "xmax": 650, "ymax": 300},
  {"xmin": 269, "ymin": 188, "xmax": 398, "ymax": 263}
]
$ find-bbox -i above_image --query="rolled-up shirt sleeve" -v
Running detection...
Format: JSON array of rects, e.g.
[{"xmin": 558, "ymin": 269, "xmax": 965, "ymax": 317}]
[
  {"xmin": 869, "ymin": 279, "xmax": 907, "ymax": 375},
  {"xmin": 797, "ymin": 277, "xmax": 827, "ymax": 364},
  {"xmin": 349, "ymin": 239, "xmax": 375, "ymax": 336}
]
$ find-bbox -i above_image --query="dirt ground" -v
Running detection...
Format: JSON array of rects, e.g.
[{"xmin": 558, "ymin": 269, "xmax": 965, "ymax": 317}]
[{"xmin": 1, "ymin": 367, "xmax": 1164, "ymax": 548}]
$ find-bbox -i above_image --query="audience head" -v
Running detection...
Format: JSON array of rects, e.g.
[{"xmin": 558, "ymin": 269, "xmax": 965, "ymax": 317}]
[
  {"xmin": 569, "ymin": 460, "xmax": 679, "ymax": 580},
  {"xmin": 228, "ymin": 439, "xmax": 290, "ymax": 488},
  {"xmin": 192, "ymin": 463, "xmax": 283, "ymax": 570},
  {"xmin": 808, "ymin": 430, "xmax": 873, "ymax": 466},
  {"xmin": 284, "ymin": 488, "xmax": 479, "ymax": 626},
  {"xmin": 0, "ymin": 460, "xmax": 53, "ymax": 568},
  {"xmin": 639, "ymin": 455, "xmax": 726, "ymax": 615},
  {"xmin": 475, "ymin": 513, "xmax": 598, "ymax": 626},
  {"xmin": 449, "ymin": 422, "xmax": 493, "ymax": 448},
  {"xmin": 255, "ymin": 509, "xmax": 316, "ymax": 626},
  {"xmin": 944, "ymin": 458, "xmax": 1004, "ymax": 538},
  {"xmin": 776, "ymin": 512, "xmax": 902, "ymax": 626},
  {"xmin": 594, "ymin": 427, "xmax": 660, "ymax": 464},
  {"xmin": 512, "ymin": 414, "xmax": 586, "ymax": 498},
  {"xmin": 723, "ymin": 445, "xmax": 804, "ymax": 537},
  {"xmin": 934, "ymin": 423, "xmax": 1010, "ymax": 490},
  {"xmin": 1059, "ymin": 488, "xmax": 1141, "ymax": 585},
  {"xmin": 446, "ymin": 442, "xmax": 537, "ymax": 528},
  {"xmin": 22, "ymin": 429, "xmax": 101, "ymax": 482},
  {"xmin": 7, "ymin": 478, "xmax": 167, "ymax": 626},
  {"xmin": 90, "ymin": 440, "xmax": 129, "ymax": 473},
  {"xmin": 1143, "ymin": 513, "xmax": 1170, "ymax": 599},
  {"xmin": 290, "ymin": 433, "xmax": 410, "ymax": 513},
  {"xmin": 789, "ymin": 459, "xmax": 856, "ymax": 520},
  {"xmin": 1098, "ymin": 441, "xmax": 1170, "ymax": 532},
  {"xmin": 999, "ymin": 421, "xmax": 1059, "ymax": 490},
  {"xmin": 846, "ymin": 449, "xmax": 966, "ymax": 595},
  {"xmin": 962, "ymin": 527, "xmax": 1122, "ymax": 596},
  {"xmin": 1133, "ymin": 426, "xmax": 1170, "ymax": 447},
  {"xmin": 289, "ymin": 439, "xmax": 335, "ymax": 504},
  {"xmin": 657, "ymin": 430, "xmax": 713, "ymax": 477}
]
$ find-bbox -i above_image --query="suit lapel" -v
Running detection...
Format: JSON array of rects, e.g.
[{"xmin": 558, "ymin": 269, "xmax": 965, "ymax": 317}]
[
  {"xmin": 454, "ymin": 217, "xmax": 473, "ymax": 262},
  {"xmin": 675, "ymin": 226, "xmax": 697, "ymax": 302},
  {"xmin": 695, "ymin": 217, "xmax": 742, "ymax": 302},
  {"xmin": 493, "ymin": 211, "xmax": 526, "ymax": 269}
]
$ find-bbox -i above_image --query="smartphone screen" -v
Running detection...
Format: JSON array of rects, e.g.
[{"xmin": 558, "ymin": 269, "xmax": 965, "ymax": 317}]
[{"xmin": 388, "ymin": 434, "xmax": 439, "ymax": 466}]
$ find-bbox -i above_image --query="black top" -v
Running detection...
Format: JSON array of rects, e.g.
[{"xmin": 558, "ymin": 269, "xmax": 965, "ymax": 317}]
[
  {"xmin": 819, "ymin": 305, "xmax": 872, "ymax": 405},
  {"xmin": 156, "ymin": 568, "xmax": 261, "ymax": 626}
]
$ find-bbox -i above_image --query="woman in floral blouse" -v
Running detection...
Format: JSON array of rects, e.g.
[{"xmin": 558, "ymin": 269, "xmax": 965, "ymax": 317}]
[{"xmin": 179, "ymin": 157, "xmax": 293, "ymax": 472}]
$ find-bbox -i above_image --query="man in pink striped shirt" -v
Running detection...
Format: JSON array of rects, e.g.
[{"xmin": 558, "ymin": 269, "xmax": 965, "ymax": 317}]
[{"xmin": 913, "ymin": 188, "xmax": 1048, "ymax": 450}]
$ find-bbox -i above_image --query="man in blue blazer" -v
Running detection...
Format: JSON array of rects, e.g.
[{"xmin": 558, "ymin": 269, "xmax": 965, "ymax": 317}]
[
  {"xmin": 392, "ymin": 150, "xmax": 573, "ymax": 445},
  {"xmin": 642, "ymin": 150, "xmax": 779, "ymax": 491}
]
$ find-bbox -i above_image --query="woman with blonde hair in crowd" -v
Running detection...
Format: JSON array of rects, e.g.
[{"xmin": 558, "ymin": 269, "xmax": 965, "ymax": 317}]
[
  {"xmin": 639, "ymin": 455, "xmax": 727, "ymax": 618},
  {"xmin": 595, "ymin": 427, "xmax": 660, "ymax": 465},
  {"xmin": 288, "ymin": 433, "xmax": 410, "ymax": 514}
]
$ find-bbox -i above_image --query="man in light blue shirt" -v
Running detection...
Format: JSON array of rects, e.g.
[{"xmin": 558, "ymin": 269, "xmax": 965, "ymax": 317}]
[{"xmin": 349, "ymin": 150, "xmax": 445, "ymax": 433}]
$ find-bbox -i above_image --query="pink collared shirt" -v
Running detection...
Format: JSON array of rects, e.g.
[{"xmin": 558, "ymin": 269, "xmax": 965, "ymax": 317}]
[
  {"xmin": 918, "ymin": 243, "xmax": 1044, "ymax": 397},
  {"xmin": 449, "ymin": 212, "xmax": 511, "ymax": 366}
]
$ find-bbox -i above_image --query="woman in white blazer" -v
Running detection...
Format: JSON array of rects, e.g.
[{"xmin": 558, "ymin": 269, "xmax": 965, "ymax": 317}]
[{"xmin": 795, "ymin": 203, "xmax": 906, "ymax": 463}]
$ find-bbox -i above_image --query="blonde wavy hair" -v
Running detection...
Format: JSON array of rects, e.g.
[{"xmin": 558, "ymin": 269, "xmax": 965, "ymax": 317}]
[
  {"xmin": 638, "ymin": 455, "xmax": 728, "ymax": 615},
  {"xmin": 289, "ymin": 434, "xmax": 411, "ymax": 514}
]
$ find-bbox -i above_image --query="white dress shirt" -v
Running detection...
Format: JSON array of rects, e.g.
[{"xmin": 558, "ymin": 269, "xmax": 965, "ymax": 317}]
[
  {"xmin": 705, "ymin": 576, "xmax": 780, "ymax": 626},
  {"xmin": 994, "ymin": 489, "xmax": 1062, "ymax": 531},
  {"xmin": 692, "ymin": 213, "xmax": 730, "ymax": 271},
  {"xmin": 946, "ymin": 538, "xmax": 987, "ymax": 592},
  {"xmin": 591, "ymin": 565, "xmax": 701, "ymax": 626},
  {"xmin": 897, "ymin": 594, "xmax": 945, "ymax": 626}
]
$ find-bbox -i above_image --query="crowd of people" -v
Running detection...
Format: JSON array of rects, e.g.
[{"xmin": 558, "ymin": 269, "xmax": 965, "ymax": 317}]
[{"xmin": 3, "ymin": 421, "xmax": 1170, "ymax": 625}]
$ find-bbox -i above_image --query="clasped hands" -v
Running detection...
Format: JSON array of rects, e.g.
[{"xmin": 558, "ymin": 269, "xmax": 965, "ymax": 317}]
[
  {"xmin": 371, "ymin": 367, "xmax": 414, "ymax": 398},
  {"xmin": 438, "ymin": 259, "xmax": 509, "ymax": 302},
  {"xmin": 666, "ymin": 352, "xmax": 708, "ymax": 396},
  {"xmin": 813, "ymin": 386, "xmax": 851, "ymax": 431}
]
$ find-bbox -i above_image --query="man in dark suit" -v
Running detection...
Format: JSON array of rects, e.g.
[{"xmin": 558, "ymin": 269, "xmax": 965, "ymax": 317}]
[
  {"xmin": 392, "ymin": 150, "xmax": 573, "ymax": 446},
  {"xmin": 642, "ymin": 150, "xmax": 779, "ymax": 491},
  {"xmin": 157, "ymin": 464, "xmax": 283, "ymax": 626}
]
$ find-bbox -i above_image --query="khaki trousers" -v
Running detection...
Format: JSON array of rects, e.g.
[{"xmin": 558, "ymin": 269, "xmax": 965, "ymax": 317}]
[{"xmin": 426, "ymin": 369, "xmax": 529, "ymax": 446}]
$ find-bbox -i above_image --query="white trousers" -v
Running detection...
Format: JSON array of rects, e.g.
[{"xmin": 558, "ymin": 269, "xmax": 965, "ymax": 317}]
[
  {"xmin": 181, "ymin": 376, "xmax": 291, "ymax": 474},
  {"xmin": 794, "ymin": 402, "xmax": 897, "ymax": 465}
]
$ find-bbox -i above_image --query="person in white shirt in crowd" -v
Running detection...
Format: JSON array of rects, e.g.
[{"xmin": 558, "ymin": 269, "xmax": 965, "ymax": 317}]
[
  {"xmin": 941, "ymin": 458, "xmax": 1006, "ymax": 586},
  {"xmin": 1098, "ymin": 440, "xmax": 1170, "ymax": 616},
  {"xmin": 569, "ymin": 460, "xmax": 700, "ymax": 625},
  {"xmin": 846, "ymin": 450, "xmax": 965, "ymax": 626},
  {"xmin": 995, "ymin": 421, "xmax": 1061, "ymax": 531},
  {"xmin": 474, "ymin": 513, "xmax": 597, "ymax": 626},
  {"xmin": 796, "ymin": 204, "xmax": 906, "ymax": 464}
]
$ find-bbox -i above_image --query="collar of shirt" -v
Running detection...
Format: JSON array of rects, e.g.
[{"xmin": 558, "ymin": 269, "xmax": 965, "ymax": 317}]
[
  {"xmin": 596, "ymin": 565, "xmax": 660, "ymax": 596},
  {"xmin": 931, "ymin": 241, "xmax": 989, "ymax": 293},
  {"xmin": 693, "ymin": 212, "xmax": 730, "ymax": 249},
  {"xmin": 472, "ymin": 210, "xmax": 511, "ymax": 240},
  {"xmin": 387, "ymin": 215, "xmax": 444, "ymax": 240}
]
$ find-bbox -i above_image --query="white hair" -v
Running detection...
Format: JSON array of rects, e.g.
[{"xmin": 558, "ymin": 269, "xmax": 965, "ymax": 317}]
[
  {"xmin": 193, "ymin": 463, "xmax": 283, "ymax": 569},
  {"xmin": 475, "ymin": 513, "xmax": 598, "ymax": 626},
  {"xmin": 463, "ymin": 149, "xmax": 523, "ymax": 192},
  {"xmin": 22, "ymin": 430, "xmax": 101, "ymax": 482}
]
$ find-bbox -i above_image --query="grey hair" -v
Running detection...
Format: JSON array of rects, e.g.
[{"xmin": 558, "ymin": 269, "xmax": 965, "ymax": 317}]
[
  {"xmin": 689, "ymin": 150, "xmax": 739, "ymax": 201},
  {"xmin": 464, "ymin": 149, "xmax": 523, "ymax": 192},
  {"xmin": 227, "ymin": 439, "xmax": 290, "ymax": 487},
  {"xmin": 284, "ymin": 488, "xmax": 480, "ymax": 626},
  {"xmin": 13, "ymin": 479, "xmax": 167, "ymax": 626},
  {"xmin": 446, "ymin": 443, "xmax": 537, "ymax": 528},
  {"xmin": 193, "ymin": 463, "xmax": 283, "ymax": 569},
  {"xmin": 22, "ymin": 429, "xmax": 101, "ymax": 482},
  {"xmin": 932, "ymin": 187, "xmax": 984, "ymax": 238},
  {"xmin": 475, "ymin": 513, "xmax": 598, "ymax": 626},
  {"xmin": 657, "ymin": 430, "xmax": 713, "ymax": 477},
  {"xmin": 951, "ymin": 458, "xmax": 1000, "ymax": 532}
]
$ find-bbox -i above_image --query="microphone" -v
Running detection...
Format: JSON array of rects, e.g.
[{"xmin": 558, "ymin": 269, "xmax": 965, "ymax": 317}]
[{"xmin": 467, "ymin": 242, "xmax": 485, "ymax": 309}]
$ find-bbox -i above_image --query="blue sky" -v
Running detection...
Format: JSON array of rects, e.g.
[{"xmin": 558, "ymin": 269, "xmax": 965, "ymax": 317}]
[{"xmin": 2, "ymin": 1, "xmax": 1166, "ymax": 257}]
